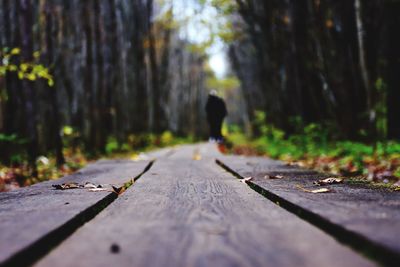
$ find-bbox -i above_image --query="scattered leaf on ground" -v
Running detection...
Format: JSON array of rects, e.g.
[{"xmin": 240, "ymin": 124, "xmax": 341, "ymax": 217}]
[
  {"xmin": 53, "ymin": 182, "xmax": 116, "ymax": 192},
  {"xmin": 313, "ymin": 177, "xmax": 343, "ymax": 186},
  {"xmin": 265, "ymin": 174, "xmax": 284, "ymax": 179},
  {"xmin": 192, "ymin": 149, "xmax": 202, "ymax": 160},
  {"xmin": 296, "ymin": 184, "xmax": 332, "ymax": 193},
  {"xmin": 52, "ymin": 182, "xmax": 80, "ymax": 190},
  {"xmin": 392, "ymin": 181, "xmax": 400, "ymax": 191},
  {"xmin": 240, "ymin": 176, "xmax": 253, "ymax": 183},
  {"xmin": 88, "ymin": 188, "xmax": 111, "ymax": 192},
  {"xmin": 112, "ymin": 185, "xmax": 124, "ymax": 194},
  {"xmin": 83, "ymin": 182, "xmax": 97, "ymax": 189}
]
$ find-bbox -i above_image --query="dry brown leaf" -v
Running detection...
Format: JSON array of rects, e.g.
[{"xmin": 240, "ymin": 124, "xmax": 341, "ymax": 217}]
[
  {"xmin": 265, "ymin": 175, "xmax": 284, "ymax": 179},
  {"xmin": 113, "ymin": 185, "xmax": 124, "ymax": 195},
  {"xmin": 192, "ymin": 154, "xmax": 202, "ymax": 160},
  {"xmin": 313, "ymin": 177, "xmax": 343, "ymax": 186},
  {"xmin": 192, "ymin": 149, "xmax": 202, "ymax": 160},
  {"xmin": 84, "ymin": 182, "xmax": 97, "ymax": 189},
  {"xmin": 240, "ymin": 176, "xmax": 253, "ymax": 183},
  {"xmin": 285, "ymin": 162, "xmax": 300, "ymax": 167},
  {"xmin": 52, "ymin": 182, "xmax": 80, "ymax": 190},
  {"xmin": 392, "ymin": 181, "xmax": 400, "ymax": 191},
  {"xmin": 296, "ymin": 185, "xmax": 332, "ymax": 193},
  {"xmin": 310, "ymin": 188, "xmax": 331, "ymax": 193},
  {"xmin": 88, "ymin": 188, "xmax": 110, "ymax": 192}
]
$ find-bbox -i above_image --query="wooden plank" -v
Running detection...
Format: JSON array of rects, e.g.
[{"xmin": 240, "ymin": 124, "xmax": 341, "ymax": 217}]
[
  {"xmin": 146, "ymin": 146, "xmax": 177, "ymax": 159},
  {"xmin": 164, "ymin": 143, "xmax": 223, "ymax": 160},
  {"xmin": 36, "ymin": 145, "xmax": 374, "ymax": 267},
  {"xmin": 0, "ymin": 159, "xmax": 151, "ymax": 267},
  {"xmin": 217, "ymin": 155, "xmax": 400, "ymax": 265}
]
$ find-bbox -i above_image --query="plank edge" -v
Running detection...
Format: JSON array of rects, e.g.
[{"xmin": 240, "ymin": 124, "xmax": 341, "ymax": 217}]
[{"xmin": 215, "ymin": 158, "xmax": 400, "ymax": 267}]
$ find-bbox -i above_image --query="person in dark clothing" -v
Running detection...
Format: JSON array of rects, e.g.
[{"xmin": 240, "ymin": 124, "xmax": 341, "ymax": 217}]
[{"xmin": 205, "ymin": 90, "xmax": 227, "ymax": 143}]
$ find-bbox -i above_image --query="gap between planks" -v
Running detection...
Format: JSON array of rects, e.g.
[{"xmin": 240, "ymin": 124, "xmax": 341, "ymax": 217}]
[
  {"xmin": 215, "ymin": 159, "xmax": 400, "ymax": 267},
  {"xmin": 0, "ymin": 160, "xmax": 154, "ymax": 267}
]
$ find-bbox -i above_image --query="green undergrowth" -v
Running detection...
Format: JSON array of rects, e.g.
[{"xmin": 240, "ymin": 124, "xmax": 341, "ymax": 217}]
[
  {"xmin": 0, "ymin": 130, "xmax": 194, "ymax": 191},
  {"xmin": 103, "ymin": 131, "xmax": 194, "ymax": 157},
  {"xmin": 225, "ymin": 115, "xmax": 400, "ymax": 189}
]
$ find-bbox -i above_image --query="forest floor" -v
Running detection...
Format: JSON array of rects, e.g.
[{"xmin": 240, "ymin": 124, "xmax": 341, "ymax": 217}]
[
  {"xmin": 0, "ymin": 143, "xmax": 399, "ymax": 267},
  {"xmin": 225, "ymin": 131, "xmax": 400, "ymax": 191},
  {"xmin": 1, "ymin": 129, "xmax": 400, "ymax": 192},
  {"xmin": 0, "ymin": 132, "xmax": 192, "ymax": 192}
]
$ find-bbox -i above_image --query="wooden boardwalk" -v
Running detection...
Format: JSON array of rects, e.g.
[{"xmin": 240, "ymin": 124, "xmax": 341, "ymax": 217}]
[{"xmin": 0, "ymin": 144, "xmax": 399, "ymax": 267}]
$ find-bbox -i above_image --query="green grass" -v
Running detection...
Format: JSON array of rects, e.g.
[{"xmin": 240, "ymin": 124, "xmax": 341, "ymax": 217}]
[
  {"xmin": 0, "ymin": 130, "xmax": 195, "ymax": 191},
  {"xmin": 225, "ymin": 118, "xmax": 400, "ymax": 186}
]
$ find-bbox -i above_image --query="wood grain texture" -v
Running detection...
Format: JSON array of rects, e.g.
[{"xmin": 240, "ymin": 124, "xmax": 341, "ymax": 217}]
[
  {"xmin": 217, "ymin": 155, "xmax": 400, "ymax": 258},
  {"xmin": 36, "ymin": 145, "xmax": 374, "ymax": 267},
  {"xmin": 0, "ymin": 159, "xmax": 150, "ymax": 265}
]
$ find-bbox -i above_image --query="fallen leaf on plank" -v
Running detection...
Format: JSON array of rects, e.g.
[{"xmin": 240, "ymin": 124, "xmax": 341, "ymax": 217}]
[
  {"xmin": 192, "ymin": 153, "xmax": 202, "ymax": 160},
  {"xmin": 52, "ymin": 182, "xmax": 80, "ymax": 190},
  {"xmin": 296, "ymin": 185, "xmax": 332, "ymax": 193},
  {"xmin": 240, "ymin": 177, "xmax": 253, "ymax": 183},
  {"xmin": 265, "ymin": 174, "xmax": 284, "ymax": 179},
  {"xmin": 112, "ymin": 185, "xmax": 125, "ymax": 195},
  {"xmin": 88, "ymin": 188, "xmax": 111, "ymax": 192},
  {"xmin": 84, "ymin": 182, "xmax": 97, "ymax": 189},
  {"xmin": 52, "ymin": 184, "xmax": 64, "ymax": 190},
  {"xmin": 310, "ymin": 188, "xmax": 331, "ymax": 193},
  {"xmin": 313, "ymin": 177, "xmax": 343, "ymax": 186},
  {"xmin": 392, "ymin": 181, "xmax": 400, "ymax": 191}
]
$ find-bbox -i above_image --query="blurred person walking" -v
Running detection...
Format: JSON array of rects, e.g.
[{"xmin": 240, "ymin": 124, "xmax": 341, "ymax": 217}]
[{"xmin": 205, "ymin": 90, "xmax": 227, "ymax": 143}]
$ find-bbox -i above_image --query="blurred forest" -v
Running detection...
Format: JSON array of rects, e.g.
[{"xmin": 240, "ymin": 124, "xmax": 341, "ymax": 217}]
[
  {"xmin": 0, "ymin": 0, "xmax": 211, "ymax": 170},
  {"xmin": 1, "ymin": 0, "xmax": 400, "ymax": 188},
  {"xmin": 228, "ymin": 0, "xmax": 400, "ymax": 141}
]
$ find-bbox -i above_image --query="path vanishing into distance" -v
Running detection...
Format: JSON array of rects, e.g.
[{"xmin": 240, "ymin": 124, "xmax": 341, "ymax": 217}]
[{"xmin": 0, "ymin": 143, "xmax": 399, "ymax": 267}]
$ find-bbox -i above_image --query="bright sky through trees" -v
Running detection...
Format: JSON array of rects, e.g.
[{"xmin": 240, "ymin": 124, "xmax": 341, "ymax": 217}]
[{"xmin": 167, "ymin": 0, "xmax": 228, "ymax": 78}]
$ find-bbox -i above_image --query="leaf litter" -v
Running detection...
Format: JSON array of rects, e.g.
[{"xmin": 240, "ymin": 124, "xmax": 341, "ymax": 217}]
[
  {"xmin": 265, "ymin": 174, "xmax": 284, "ymax": 179},
  {"xmin": 313, "ymin": 177, "xmax": 343, "ymax": 186},
  {"xmin": 392, "ymin": 181, "xmax": 400, "ymax": 191},
  {"xmin": 52, "ymin": 178, "xmax": 134, "ymax": 195},
  {"xmin": 240, "ymin": 176, "xmax": 253, "ymax": 183},
  {"xmin": 296, "ymin": 184, "xmax": 332, "ymax": 193}
]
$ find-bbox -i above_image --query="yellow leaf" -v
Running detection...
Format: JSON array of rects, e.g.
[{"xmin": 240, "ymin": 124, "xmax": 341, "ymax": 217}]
[
  {"xmin": 310, "ymin": 188, "xmax": 331, "ymax": 193},
  {"xmin": 18, "ymin": 71, "xmax": 24, "ymax": 79},
  {"xmin": 20, "ymin": 63, "xmax": 28, "ymax": 72},
  {"xmin": 63, "ymin": 126, "xmax": 73, "ymax": 135},
  {"xmin": 48, "ymin": 79, "xmax": 54, "ymax": 87},
  {"xmin": 11, "ymin": 48, "xmax": 20, "ymax": 55},
  {"xmin": 33, "ymin": 51, "xmax": 40, "ymax": 58},
  {"xmin": 130, "ymin": 153, "xmax": 139, "ymax": 161},
  {"xmin": 8, "ymin": 65, "xmax": 17, "ymax": 71},
  {"xmin": 27, "ymin": 73, "xmax": 36, "ymax": 81},
  {"xmin": 296, "ymin": 184, "xmax": 332, "ymax": 193},
  {"xmin": 192, "ymin": 153, "xmax": 202, "ymax": 160},
  {"xmin": 313, "ymin": 177, "xmax": 343, "ymax": 186}
]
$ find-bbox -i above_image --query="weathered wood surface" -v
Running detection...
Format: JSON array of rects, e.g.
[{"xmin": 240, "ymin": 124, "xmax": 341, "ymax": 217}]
[
  {"xmin": 0, "ymin": 159, "xmax": 151, "ymax": 266},
  {"xmin": 217, "ymin": 155, "xmax": 400, "ymax": 263},
  {"xmin": 145, "ymin": 146, "xmax": 177, "ymax": 159},
  {"xmin": 35, "ymin": 145, "xmax": 375, "ymax": 267}
]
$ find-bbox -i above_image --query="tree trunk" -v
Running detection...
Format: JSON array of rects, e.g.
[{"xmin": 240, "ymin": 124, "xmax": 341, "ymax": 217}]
[
  {"xmin": 385, "ymin": 1, "xmax": 400, "ymax": 140},
  {"xmin": 44, "ymin": 0, "xmax": 65, "ymax": 165},
  {"xmin": 82, "ymin": 1, "xmax": 95, "ymax": 152},
  {"xmin": 93, "ymin": 0, "xmax": 106, "ymax": 152},
  {"xmin": 18, "ymin": 0, "xmax": 38, "ymax": 176},
  {"xmin": 355, "ymin": 0, "xmax": 375, "ymax": 139}
]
